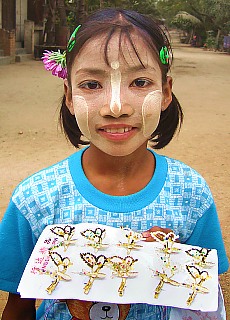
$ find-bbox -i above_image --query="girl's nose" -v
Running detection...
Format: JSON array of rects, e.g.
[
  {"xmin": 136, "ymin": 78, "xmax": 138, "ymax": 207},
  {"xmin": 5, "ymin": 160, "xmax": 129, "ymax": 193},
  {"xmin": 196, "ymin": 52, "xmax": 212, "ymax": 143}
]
[{"xmin": 100, "ymin": 101, "xmax": 134, "ymax": 118}]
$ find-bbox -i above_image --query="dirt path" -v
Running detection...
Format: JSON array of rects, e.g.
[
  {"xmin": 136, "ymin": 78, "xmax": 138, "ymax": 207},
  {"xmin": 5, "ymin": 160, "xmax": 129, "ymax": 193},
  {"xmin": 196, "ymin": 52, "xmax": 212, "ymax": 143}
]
[{"xmin": 0, "ymin": 42, "xmax": 229, "ymax": 317}]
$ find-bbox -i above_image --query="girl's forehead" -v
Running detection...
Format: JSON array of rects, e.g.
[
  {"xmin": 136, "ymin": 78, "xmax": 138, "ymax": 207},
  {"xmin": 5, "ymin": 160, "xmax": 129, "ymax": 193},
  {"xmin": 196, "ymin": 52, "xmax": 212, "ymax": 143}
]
[{"xmin": 74, "ymin": 31, "xmax": 160, "ymax": 71}]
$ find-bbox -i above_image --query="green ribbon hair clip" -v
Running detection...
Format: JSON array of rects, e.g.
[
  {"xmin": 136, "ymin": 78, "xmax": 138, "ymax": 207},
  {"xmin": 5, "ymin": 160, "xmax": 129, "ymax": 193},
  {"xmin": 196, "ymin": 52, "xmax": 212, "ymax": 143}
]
[
  {"xmin": 67, "ymin": 25, "xmax": 81, "ymax": 52},
  {"xmin": 159, "ymin": 46, "xmax": 169, "ymax": 65}
]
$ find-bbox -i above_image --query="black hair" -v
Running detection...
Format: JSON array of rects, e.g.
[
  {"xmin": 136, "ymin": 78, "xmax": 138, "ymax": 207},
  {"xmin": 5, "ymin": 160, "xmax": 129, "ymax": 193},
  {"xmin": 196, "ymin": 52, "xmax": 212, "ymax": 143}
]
[{"xmin": 59, "ymin": 8, "xmax": 183, "ymax": 149}]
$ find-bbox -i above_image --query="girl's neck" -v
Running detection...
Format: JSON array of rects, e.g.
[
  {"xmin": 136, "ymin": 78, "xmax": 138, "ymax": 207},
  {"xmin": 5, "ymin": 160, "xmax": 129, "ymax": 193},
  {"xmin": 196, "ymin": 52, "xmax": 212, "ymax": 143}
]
[{"xmin": 81, "ymin": 144, "xmax": 155, "ymax": 196}]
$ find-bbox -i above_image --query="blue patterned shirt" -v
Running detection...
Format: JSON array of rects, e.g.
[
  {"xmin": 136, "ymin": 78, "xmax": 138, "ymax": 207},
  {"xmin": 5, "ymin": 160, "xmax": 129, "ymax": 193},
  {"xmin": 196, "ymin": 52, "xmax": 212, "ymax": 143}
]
[{"xmin": 0, "ymin": 148, "xmax": 228, "ymax": 320}]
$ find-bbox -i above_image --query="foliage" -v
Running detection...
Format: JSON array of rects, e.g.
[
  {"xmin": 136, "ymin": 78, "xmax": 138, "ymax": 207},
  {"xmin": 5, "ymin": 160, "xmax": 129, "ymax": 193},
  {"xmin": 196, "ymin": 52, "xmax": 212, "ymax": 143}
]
[
  {"xmin": 157, "ymin": 0, "xmax": 230, "ymax": 32},
  {"xmin": 204, "ymin": 35, "xmax": 216, "ymax": 49},
  {"xmin": 41, "ymin": 0, "xmax": 230, "ymax": 47},
  {"xmin": 85, "ymin": 0, "xmax": 159, "ymax": 18},
  {"xmin": 157, "ymin": 0, "xmax": 230, "ymax": 48},
  {"xmin": 66, "ymin": 0, "xmax": 160, "ymax": 31},
  {"xmin": 186, "ymin": 0, "xmax": 230, "ymax": 34},
  {"xmin": 156, "ymin": 0, "xmax": 187, "ymax": 25},
  {"xmin": 171, "ymin": 11, "xmax": 202, "ymax": 32}
]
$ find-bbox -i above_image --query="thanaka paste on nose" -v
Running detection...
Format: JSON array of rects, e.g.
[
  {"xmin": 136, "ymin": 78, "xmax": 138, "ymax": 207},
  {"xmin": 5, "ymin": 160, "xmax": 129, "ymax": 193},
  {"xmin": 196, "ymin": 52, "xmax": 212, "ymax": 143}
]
[{"xmin": 110, "ymin": 61, "xmax": 122, "ymax": 116}]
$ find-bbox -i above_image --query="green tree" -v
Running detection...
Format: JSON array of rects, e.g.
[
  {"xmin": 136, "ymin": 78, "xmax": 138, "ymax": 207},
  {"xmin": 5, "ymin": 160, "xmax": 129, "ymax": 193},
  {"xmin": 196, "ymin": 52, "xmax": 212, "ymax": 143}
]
[
  {"xmin": 171, "ymin": 11, "xmax": 203, "ymax": 44},
  {"xmin": 67, "ymin": 0, "xmax": 160, "ymax": 30},
  {"xmin": 186, "ymin": 0, "xmax": 230, "ymax": 47},
  {"xmin": 86, "ymin": 0, "xmax": 159, "ymax": 16},
  {"xmin": 42, "ymin": 0, "xmax": 164, "ymax": 45},
  {"xmin": 157, "ymin": 0, "xmax": 188, "ymax": 24},
  {"xmin": 157, "ymin": 0, "xmax": 230, "ymax": 48}
]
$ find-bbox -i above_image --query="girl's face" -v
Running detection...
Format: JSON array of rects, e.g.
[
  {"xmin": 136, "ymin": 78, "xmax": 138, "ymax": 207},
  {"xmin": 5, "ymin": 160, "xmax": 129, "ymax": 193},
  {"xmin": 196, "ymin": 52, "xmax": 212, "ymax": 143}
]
[{"xmin": 65, "ymin": 31, "xmax": 172, "ymax": 156}]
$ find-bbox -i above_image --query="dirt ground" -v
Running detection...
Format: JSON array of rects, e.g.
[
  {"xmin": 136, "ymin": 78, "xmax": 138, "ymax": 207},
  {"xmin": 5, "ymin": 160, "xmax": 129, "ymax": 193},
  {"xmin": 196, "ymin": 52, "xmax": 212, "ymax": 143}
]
[{"xmin": 0, "ymin": 38, "xmax": 229, "ymax": 318}]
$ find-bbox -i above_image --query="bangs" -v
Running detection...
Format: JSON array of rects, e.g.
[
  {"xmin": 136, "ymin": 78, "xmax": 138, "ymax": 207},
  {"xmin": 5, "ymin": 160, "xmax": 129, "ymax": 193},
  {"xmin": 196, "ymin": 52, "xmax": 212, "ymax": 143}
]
[
  {"xmin": 102, "ymin": 24, "xmax": 148, "ymax": 69},
  {"xmin": 66, "ymin": 11, "xmax": 170, "ymax": 83}
]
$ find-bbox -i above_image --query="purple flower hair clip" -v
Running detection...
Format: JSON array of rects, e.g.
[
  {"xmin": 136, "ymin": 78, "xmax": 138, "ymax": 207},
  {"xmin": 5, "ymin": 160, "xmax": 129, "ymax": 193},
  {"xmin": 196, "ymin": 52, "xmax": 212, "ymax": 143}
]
[
  {"xmin": 41, "ymin": 25, "xmax": 81, "ymax": 80},
  {"xmin": 41, "ymin": 50, "xmax": 67, "ymax": 79}
]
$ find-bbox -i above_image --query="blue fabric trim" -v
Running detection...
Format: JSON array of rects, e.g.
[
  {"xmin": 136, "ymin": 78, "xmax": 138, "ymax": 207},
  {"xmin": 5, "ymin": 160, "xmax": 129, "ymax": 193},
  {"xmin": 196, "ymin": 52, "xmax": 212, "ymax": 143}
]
[
  {"xmin": 185, "ymin": 203, "xmax": 229, "ymax": 274},
  {"xmin": 36, "ymin": 301, "xmax": 45, "ymax": 320},
  {"xmin": 69, "ymin": 147, "xmax": 167, "ymax": 212}
]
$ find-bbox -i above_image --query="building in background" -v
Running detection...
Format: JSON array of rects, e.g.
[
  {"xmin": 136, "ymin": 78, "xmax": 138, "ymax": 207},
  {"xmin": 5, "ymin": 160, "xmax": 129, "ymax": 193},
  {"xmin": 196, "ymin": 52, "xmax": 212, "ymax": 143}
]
[{"xmin": 0, "ymin": 0, "xmax": 45, "ymax": 63}]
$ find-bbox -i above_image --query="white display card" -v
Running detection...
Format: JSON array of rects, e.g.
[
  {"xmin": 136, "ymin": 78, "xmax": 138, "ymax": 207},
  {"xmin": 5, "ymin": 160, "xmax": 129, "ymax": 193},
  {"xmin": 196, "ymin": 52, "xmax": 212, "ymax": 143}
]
[{"xmin": 18, "ymin": 223, "xmax": 218, "ymax": 311}]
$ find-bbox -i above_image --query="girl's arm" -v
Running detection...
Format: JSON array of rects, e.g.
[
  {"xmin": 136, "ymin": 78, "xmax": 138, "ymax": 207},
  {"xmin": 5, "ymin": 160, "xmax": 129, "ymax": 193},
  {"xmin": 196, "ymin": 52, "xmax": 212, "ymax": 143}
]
[
  {"xmin": 142, "ymin": 226, "xmax": 174, "ymax": 241},
  {"xmin": 2, "ymin": 293, "xmax": 36, "ymax": 320}
]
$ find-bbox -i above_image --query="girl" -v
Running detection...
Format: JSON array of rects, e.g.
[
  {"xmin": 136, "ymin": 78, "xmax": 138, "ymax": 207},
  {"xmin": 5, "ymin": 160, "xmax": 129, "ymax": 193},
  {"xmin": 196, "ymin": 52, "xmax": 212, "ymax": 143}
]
[{"xmin": 0, "ymin": 8, "xmax": 228, "ymax": 320}]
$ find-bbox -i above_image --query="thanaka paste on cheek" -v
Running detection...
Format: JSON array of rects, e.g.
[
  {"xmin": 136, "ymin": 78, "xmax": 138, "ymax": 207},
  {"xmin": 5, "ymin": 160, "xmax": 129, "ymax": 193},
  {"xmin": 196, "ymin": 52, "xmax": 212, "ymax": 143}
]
[
  {"xmin": 110, "ymin": 61, "xmax": 122, "ymax": 116},
  {"xmin": 142, "ymin": 90, "xmax": 163, "ymax": 137},
  {"xmin": 72, "ymin": 95, "xmax": 91, "ymax": 139}
]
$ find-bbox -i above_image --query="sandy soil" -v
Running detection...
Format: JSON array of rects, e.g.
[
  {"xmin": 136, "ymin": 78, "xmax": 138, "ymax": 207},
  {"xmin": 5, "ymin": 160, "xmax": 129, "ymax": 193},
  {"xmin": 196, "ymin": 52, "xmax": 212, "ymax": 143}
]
[{"xmin": 0, "ymin": 39, "xmax": 229, "ymax": 317}]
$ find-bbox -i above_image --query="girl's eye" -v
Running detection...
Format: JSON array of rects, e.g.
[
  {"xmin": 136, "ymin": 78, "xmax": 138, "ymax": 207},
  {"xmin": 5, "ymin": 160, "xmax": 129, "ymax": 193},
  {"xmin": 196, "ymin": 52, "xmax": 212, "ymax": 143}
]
[
  {"xmin": 131, "ymin": 79, "xmax": 151, "ymax": 88},
  {"xmin": 79, "ymin": 81, "xmax": 102, "ymax": 90}
]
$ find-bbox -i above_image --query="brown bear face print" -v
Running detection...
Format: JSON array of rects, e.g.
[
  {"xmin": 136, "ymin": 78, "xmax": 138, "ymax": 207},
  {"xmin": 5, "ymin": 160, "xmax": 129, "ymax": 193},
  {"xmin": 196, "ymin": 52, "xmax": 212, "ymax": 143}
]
[{"xmin": 66, "ymin": 299, "xmax": 130, "ymax": 320}]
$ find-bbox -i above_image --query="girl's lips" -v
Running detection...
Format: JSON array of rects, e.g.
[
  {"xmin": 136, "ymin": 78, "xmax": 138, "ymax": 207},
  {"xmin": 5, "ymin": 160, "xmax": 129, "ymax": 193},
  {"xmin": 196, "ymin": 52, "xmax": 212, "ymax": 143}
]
[{"xmin": 97, "ymin": 125, "xmax": 138, "ymax": 141}]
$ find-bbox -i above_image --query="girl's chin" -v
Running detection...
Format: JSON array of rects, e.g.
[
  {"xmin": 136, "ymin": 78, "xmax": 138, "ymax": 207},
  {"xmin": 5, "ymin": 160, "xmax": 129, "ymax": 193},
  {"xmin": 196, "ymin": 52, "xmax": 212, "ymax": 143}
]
[{"xmin": 90, "ymin": 140, "xmax": 147, "ymax": 157}]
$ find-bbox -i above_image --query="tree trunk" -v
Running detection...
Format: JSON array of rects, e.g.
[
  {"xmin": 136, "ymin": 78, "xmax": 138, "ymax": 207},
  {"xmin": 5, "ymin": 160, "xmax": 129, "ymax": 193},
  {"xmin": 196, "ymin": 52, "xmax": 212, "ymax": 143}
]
[
  {"xmin": 57, "ymin": 0, "xmax": 67, "ymax": 27},
  {"xmin": 44, "ymin": 0, "xmax": 57, "ymax": 45},
  {"xmin": 215, "ymin": 29, "xmax": 221, "ymax": 50},
  {"xmin": 78, "ymin": 0, "xmax": 86, "ymax": 23}
]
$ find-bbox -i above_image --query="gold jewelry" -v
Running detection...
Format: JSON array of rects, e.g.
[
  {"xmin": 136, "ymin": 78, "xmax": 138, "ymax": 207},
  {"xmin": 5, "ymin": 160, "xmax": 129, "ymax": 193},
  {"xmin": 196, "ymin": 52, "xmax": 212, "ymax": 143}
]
[
  {"xmin": 107, "ymin": 255, "xmax": 138, "ymax": 296},
  {"xmin": 81, "ymin": 227, "xmax": 109, "ymax": 251},
  {"xmin": 80, "ymin": 253, "xmax": 107, "ymax": 294},
  {"xmin": 117, "ymin": 227, "xmax": 144, "ymax": 254}
]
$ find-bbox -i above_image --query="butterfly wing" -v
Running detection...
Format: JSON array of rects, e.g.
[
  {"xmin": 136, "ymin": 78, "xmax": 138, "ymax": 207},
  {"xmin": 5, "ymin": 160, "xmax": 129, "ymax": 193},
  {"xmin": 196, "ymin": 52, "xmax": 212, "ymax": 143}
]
[
  {"xmin": 80, "ymin": 253, "xmax": 96, "ymax": 268},
  {"xmin": 186, "ymin": 249, "xmax": 201, "ymax": 259},
  {"xmin": 50, "ymin": 252, "xmax": 63, "ymax": 266},
  {"xmin": 81, "ymin": 229, "xmax": 95, "ymax": 241},
  {"xmin": 50, "ymin": 226, "xmax": 65, "ymax": 237}
]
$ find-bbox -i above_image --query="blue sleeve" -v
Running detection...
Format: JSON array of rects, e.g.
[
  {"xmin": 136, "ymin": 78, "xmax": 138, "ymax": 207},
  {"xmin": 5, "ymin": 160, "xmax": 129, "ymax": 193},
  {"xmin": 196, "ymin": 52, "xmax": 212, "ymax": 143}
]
[
  {"xmin": 0, "ymin": 200, "xmax": 37, "ymax": 293},
  {"xmin": 185, "ymin": 203, "xmax": 229, "ymax": 274}
]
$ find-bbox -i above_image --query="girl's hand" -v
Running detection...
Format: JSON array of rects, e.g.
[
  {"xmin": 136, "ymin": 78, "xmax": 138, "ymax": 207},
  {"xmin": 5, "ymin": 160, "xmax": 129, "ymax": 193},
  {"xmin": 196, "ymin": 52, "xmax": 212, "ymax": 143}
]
[
  {"xmin": 2, "ymin": 293, "xmax": 36, "ymax": 320},
  {"xmin": 142, "ymin": 226, "xmax": 178, "ymax": 242}
]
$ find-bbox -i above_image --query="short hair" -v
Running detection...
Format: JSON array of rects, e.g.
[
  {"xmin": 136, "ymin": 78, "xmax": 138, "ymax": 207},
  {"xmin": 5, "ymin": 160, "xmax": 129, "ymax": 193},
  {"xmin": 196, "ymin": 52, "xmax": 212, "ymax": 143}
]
[{"xmin": 59, "ymin": 8, "xmax": 183, "ymax": 149}]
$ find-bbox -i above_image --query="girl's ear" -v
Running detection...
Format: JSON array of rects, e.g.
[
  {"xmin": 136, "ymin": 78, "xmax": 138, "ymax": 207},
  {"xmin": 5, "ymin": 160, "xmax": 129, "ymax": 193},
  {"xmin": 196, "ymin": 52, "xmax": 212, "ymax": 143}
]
[
  {"xmin": 64, "ymin": 79, "xmax": 74, "ymax": 115},
  {"xmin": 162, "ymin": 76, "xmax": 172, "ymax": 111}
]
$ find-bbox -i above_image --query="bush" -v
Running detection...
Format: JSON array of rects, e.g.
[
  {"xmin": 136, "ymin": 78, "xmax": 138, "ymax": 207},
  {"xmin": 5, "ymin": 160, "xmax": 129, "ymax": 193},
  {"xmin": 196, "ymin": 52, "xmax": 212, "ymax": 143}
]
[{"xmin": 205, "ymin": 36, "xmax": 216, "ymax": 49}]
